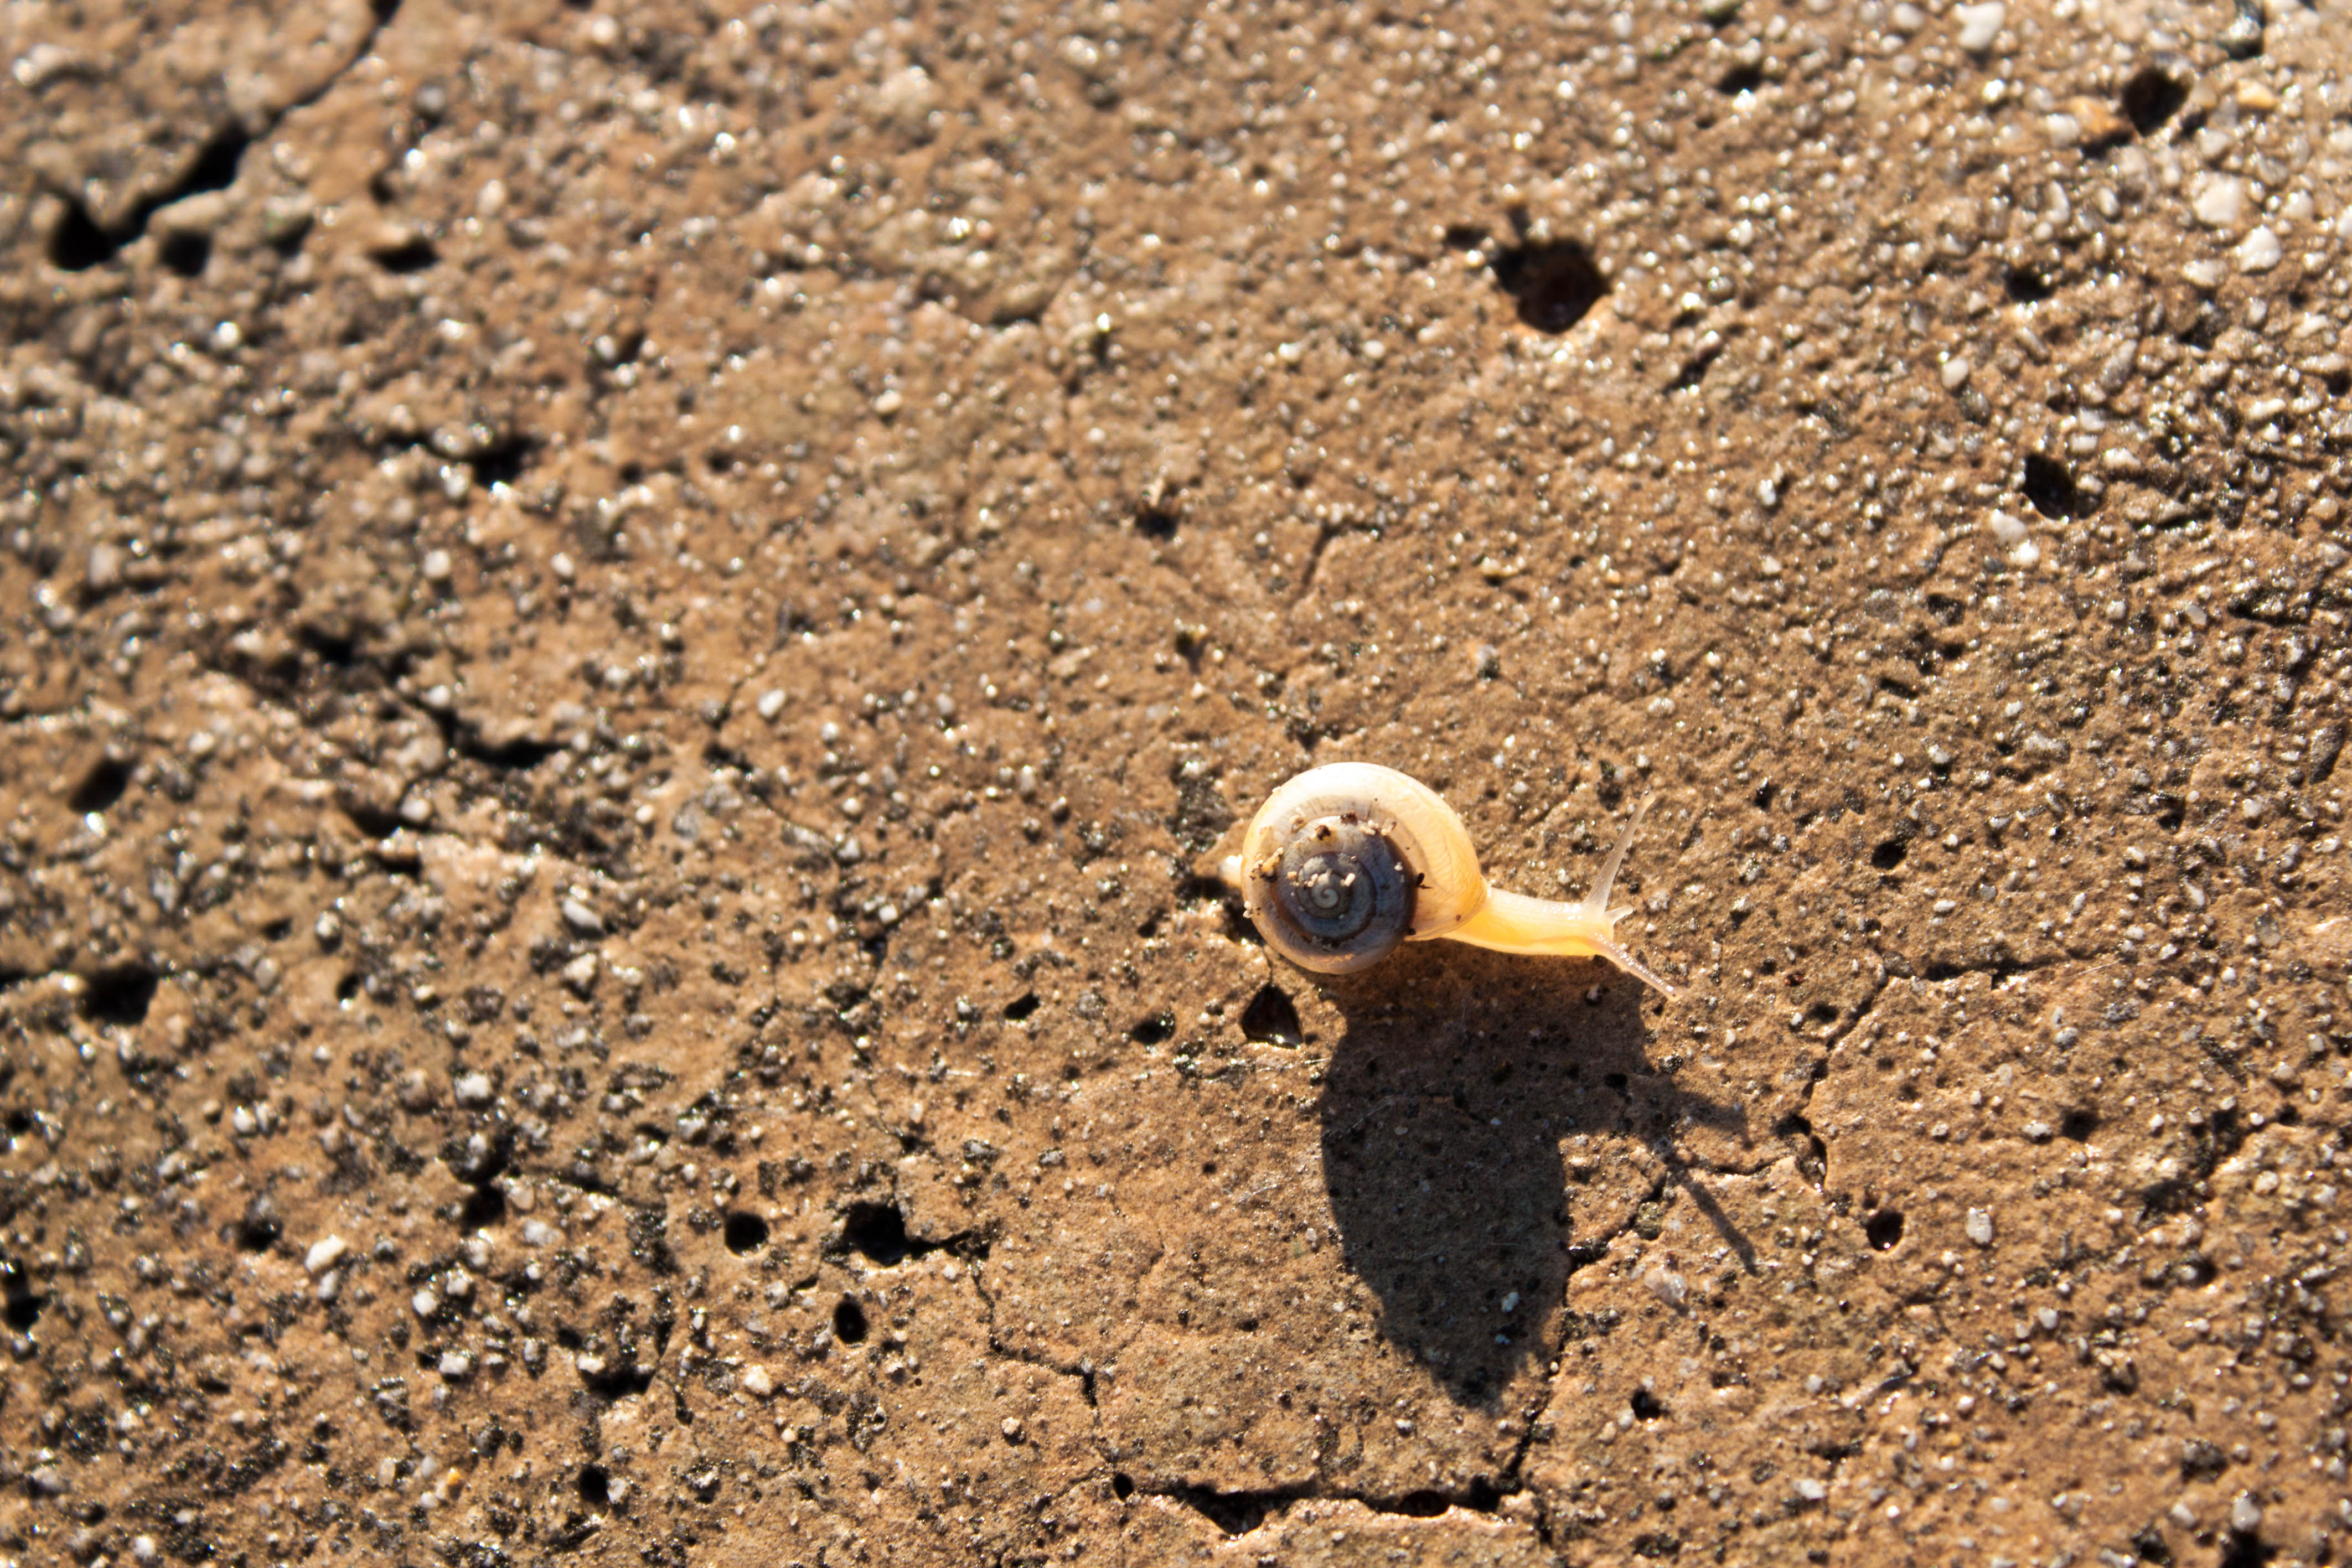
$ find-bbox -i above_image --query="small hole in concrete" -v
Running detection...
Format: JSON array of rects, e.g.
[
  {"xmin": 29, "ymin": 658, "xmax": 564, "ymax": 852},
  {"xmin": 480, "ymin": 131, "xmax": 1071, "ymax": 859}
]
[
  {"xmin": 833, "ymin": 1296, "xmax": 869, "ymax": 1344},
  {"xmin": 70, "ymin": 755, "xmax": 135, "ymax": 814},
  {"xmin": 840, "ymin": 1202, "xmax": 912, "ymax": 1266},
  {"xmin": 723, "ymin": 1211, "xmax": 770, "ymax": 1255},
  {"xmin": 81, "ymin": 965, "xmax": 160, "ymax": 1026},
  {"xmin": 2023, "ymin": 453, "xmax": 2081, "ymax": 519},
  {"xmin": 1489, "ymin": 240, "xmax": 1608, "ymax": 334},
  {"xmin": 2120, "ymin": 64, "xmax": 2188, "ymax": 135},
  {"xmin": 1239, "ymin": 985, "xmax": 1301, "ymax": 1046}
]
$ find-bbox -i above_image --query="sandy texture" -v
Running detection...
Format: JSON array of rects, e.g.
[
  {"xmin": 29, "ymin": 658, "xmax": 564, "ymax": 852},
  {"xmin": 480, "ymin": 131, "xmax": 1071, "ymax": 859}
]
[{"xmin": 3, "ymin": 0, "xmax": 2350, "ymax": 1562}]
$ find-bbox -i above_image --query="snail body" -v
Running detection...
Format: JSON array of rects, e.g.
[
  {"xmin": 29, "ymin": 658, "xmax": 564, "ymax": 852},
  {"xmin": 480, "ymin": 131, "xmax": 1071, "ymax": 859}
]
[{"xmin": 1221, "ymin": 762, "xmax": 1676, "ymax": 996}]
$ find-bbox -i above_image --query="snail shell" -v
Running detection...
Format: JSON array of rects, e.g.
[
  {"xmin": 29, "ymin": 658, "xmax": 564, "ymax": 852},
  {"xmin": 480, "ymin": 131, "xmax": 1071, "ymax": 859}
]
[{"xmin": 1222, "ymin": 762, "xmax": 1676, "ymax": 996}]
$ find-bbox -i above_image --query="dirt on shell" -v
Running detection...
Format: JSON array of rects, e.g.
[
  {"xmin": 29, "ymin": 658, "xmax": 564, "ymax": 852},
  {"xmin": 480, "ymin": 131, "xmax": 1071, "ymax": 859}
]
[{"xmin": 2, "ymin": 0, "xmax": 2350, "ymax": 1564}]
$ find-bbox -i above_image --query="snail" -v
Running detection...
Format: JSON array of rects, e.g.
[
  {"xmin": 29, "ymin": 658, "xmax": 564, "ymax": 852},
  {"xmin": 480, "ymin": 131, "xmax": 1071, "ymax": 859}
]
[{"xmin": 1219, "ymin": 762, "xmax": 1676, "ymax": 996}]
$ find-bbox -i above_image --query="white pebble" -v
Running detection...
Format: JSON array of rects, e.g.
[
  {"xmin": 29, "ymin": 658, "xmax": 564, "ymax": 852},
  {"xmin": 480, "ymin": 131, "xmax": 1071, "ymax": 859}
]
[
  {"xmin": 560, "ymin": 897, "xmax": 604, "ymax": 936},
  {"xmin": 1987, "ymin": 509, "xmax": 2029, "ymax": 546},
  {"xmin": 421, "ymin": 548, "xmax": 453, "ymax": 583},
  {"xmin": 412, "ymin": 1288, "xmax": 441, "ymax": 1318},
  {"xmin": 439, "ymin": 1350, "xmax": 473, "ymax": 1379},
  {"xmin": 2231, "ymin": 1493, "xmax": 2263, "ymax": 1533},
  {"xmin": 2236, "ymin": 226, "xmax": 2282, "ymax": 273},
  {"xmin": 756, "ymin": 688, "xmax": 787, "ymax": 722},
  {"xmin": 1954, "ymin": 2, "xmax": 2004, "ymax": 53},
  {"xmin": 1965, "ymin": 1208, "xmax": 1994, "ymax": 1246},
  {"xmin": 1940, "ymin": 355, "xmax": 1971, "ymax": 391},
  {"xmin": 304, "ymin": 1234, "xmax": 348, "ymax": 1275},
  {"xmin": 453, "ymin": 1072, "xmax": 494, "ymax": 1107},
  {"xmin": 741, "ymin": 1364, "xmax": 776, "ymax": 1398},
  {"xmin": 1793, "ymin": 1478, "xmax": 1828, "ymax": 1501},
  {"xmin": 2193, "ymin": 176, "xmax": 2245, "ymax": 230}
]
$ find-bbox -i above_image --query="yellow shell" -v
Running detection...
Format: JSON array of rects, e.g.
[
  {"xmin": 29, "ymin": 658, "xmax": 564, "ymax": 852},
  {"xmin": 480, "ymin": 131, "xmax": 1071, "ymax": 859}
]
[{"xmin": 1222, "ymin": 762, "xmax": 1676, "ymax": 996}]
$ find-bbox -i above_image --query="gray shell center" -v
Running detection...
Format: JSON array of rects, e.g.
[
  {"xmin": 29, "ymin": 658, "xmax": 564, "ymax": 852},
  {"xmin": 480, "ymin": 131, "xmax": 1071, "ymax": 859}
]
[{"xmin": 1273, "ymin": 815, "xmax": 1414, "ymax": 958}]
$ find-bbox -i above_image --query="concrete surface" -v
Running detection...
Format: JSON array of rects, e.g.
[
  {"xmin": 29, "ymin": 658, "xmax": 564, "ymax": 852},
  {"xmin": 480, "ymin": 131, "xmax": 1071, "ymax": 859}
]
[{"xmin": 2, "ymin": 0, "xmax": 2349, "ymax": 1563}]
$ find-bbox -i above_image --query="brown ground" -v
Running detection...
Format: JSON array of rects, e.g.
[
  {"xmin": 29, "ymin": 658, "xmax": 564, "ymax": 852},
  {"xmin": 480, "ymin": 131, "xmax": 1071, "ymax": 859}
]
[{"xmin": 2, "ymin": 0, "xmax": 2349, "ymax": 1563}]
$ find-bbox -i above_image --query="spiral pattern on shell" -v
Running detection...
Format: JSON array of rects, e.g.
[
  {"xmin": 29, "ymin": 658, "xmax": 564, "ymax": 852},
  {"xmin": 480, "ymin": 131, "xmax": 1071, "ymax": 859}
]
[{"xmin": 1253, "ymin": 813, "xmax": 1417, "ymax": 973}]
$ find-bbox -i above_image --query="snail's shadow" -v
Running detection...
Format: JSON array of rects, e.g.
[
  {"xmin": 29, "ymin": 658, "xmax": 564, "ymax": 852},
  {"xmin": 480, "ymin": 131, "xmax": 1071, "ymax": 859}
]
[{"xmin": 1310, "ymin": 944, "xmax": 1751, "ymax": 1412}]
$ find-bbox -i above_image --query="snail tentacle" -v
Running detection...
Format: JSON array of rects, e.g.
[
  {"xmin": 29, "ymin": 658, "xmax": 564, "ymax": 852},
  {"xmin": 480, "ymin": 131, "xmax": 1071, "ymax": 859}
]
[{"xmin": 1441, "ymin": 798, "xmax": 1676, "ymax": 997}]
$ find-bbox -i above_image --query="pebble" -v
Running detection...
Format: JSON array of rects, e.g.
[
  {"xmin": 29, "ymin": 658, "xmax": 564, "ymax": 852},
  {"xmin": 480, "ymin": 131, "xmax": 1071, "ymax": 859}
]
[
  {"xmin": 439, "ymin": 1351, "xmax": 474, "ymax": 1379},
  {"xmin": 2236, "ymin": 226, "xmax": 2282, "ymax": 273},
  {"xmin": 560, "ymin": 897, "xmax": 604, "ymax": 936},
  {"xmin": 1940, "ymin": 356, "xmax": 1971, "ymax": 391},
  {"xmin": 741, "ymin": 1364, "xmax": 776, "ymax": 1397},
  {"xmin": 453, "ymin": 1072, "xmax": 494, "ymax": 1108},
  {"xmin": 412, "ymin": 1288, "xmax": 441, "ymax": 1318},
  {"xmin": 561, "ymin": 953, "xmax": 601, "ymax": 996},
  {"xmin": 1643, "ymin": 1265, "xmax": 1689, "ymax": 1307},
  {"xmin": 1793, "ymin": 1478, "xmax": 1828, "ymax": 1501},
  {"xmin": 2193, "ymin": 177, "xmax": 2246, "ymax": 230},
  {"xmin": 86, "ymin": 542, "xmax": 123, "ymax": 593},
  {"xmin": 2231, "ymin": 1493, "xmax": 2263, "ymax": 1533},
  {"xmin": 1965, "ymin": 1208, "xmax": 1995, "ymax": 1246},
  {"xmin": 1954, "ymin": 2, "xmax": 2004, "ymax": 53},
  {"xmin": 304, "ymin": 1234, "xmax": 348, "ymax": 1275},
  {"xmin": 757, "ymin": 689, "xmax": 787, "ymax": 722}
]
